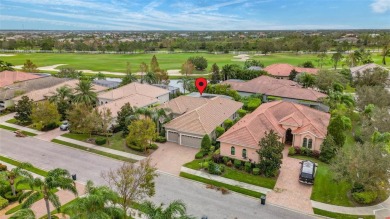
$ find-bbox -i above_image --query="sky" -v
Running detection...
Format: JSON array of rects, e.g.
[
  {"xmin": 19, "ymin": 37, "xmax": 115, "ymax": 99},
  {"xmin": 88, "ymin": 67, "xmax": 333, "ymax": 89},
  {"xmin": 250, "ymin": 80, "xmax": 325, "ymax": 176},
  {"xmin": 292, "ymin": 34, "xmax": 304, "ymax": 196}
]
[{"xmin": 0, "ymin": 0, "xmax": 389, "ymax": 30}]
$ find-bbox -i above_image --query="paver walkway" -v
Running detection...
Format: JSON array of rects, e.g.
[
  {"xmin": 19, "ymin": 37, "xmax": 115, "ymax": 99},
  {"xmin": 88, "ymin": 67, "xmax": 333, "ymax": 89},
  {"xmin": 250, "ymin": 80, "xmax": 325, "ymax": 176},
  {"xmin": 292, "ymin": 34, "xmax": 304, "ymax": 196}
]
[
  {"xmin": 54, "ymin": 136, "xmax": 146, "ymax": 161},
  {"xmin": 149, "ymin": 142, "xmax": 198, "ymax": 175},
  {"xmin": 181, "ymin": 166, "xmax": 272, "ymax": 195},
  {"xmin": 266, "ymin": 147, "xmax": 314, "ymax": 215}
]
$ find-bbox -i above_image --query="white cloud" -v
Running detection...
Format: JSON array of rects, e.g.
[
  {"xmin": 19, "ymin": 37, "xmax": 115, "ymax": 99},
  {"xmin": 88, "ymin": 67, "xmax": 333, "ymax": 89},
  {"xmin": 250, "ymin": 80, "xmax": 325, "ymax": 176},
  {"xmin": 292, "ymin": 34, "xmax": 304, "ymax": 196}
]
[{"xmin": 371, "ymin": 0, "xmax": 390, "ymax": 13}]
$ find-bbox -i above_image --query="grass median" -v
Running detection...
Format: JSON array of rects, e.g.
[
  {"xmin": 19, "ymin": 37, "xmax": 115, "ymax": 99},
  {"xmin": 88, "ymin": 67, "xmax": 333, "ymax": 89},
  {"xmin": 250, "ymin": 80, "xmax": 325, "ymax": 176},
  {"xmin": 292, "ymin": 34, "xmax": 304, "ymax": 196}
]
[
  {"xmin": 313, "ymin": 208, "xmax": 375, "ymax": 219},
  {"xmin": 51, "ymin": 139, "xmax": 136, "ymax": 163},
  {"xmin": 0, "ymin": 124, "xmax": 37, "ymax": 136},
  {"xmin": 179, "ymin": 172, "xmax": 263, "ymax": 199},
  {"xmin": 0, "ymin": 155, "xmax": 47, "ymax": 176}
]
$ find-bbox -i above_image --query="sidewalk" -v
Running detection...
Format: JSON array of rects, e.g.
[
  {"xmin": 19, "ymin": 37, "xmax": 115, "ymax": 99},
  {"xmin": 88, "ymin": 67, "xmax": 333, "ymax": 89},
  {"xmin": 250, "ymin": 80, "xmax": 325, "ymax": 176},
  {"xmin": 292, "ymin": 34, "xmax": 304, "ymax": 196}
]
[
  {"xmin": 0, "ymin": 122, "xmax": 43, "ymax": 135},
  {"xmin": 180, "ymin": 166, "xmax": 272, "ymax": 195},
  {"xmin": 54, "ymin": 136, "xmax": 146, "ymax": 161},
  {"xmin": 311, "ymin": 197, "xmax": 390, "ymax": 216}
]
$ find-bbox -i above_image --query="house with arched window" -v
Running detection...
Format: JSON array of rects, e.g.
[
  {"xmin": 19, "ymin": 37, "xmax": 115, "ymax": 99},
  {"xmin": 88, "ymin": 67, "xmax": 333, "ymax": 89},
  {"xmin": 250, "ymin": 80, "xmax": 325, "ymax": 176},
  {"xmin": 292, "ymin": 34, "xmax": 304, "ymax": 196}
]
[{"xmin": 218, "ymin": 101, "xmax": 330, "ymax": 163}]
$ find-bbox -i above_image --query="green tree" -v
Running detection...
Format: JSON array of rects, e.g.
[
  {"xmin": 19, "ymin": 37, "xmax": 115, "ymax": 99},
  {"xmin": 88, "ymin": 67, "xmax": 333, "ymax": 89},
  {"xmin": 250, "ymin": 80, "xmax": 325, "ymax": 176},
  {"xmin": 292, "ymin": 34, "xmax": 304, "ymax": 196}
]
[
  {"xmin": 9, "ymin": 209, "xmax": 35, "ymax": 219},
  {"xmin": 18, "ymin": 168, "xmax": 78, "ymax": 219},
  {"xmin": 121, "ymin": 62, "xmax": 138, "ymax": 86},
  {"xmin": 31, "ymin": 101, "xmax": 61, "ymax": 130},
  {"xmin": 96, "ymin": 72, "xmax": 106, "ymax": 80},
  {"xmin": 288, "ymin": 69, "xmax": 298, "ymax": 81},
  {"xmin": 102, "ymin": 159, "xmax": 157, "ymax": 218},
  {"xmin": 98, "ymin": 107, "xmax": 113, "ymax": 143},
  {"xmin": 223, "ymin": 119, "xmax": 234, "ymax": 130},
  {"xmin": 139, "ymin": 200, "xmax": 195, "ymax": 219},
  {"xmin": 330, "ymin": 142, "xmax": 390, "ymax": 197},
  {"xmin": 301, "ymin": 61, "xmax": 315, "ymax": 68},
  {"xmin": 177, "ymin": 77, "xmax": 194, "ymax": 94},
  {"xmin": 56, "ymin": 68, "xmax": 82, "ymax": 78},
  {"xmin": 0, "ymin": 162, "xmax": 32, "ymax": 196},
  {"xmin": 126, "ymin": 119, "xmax": 156, "ymax": 152},
  {"xmin": 315, "ymin": 70, "xmax": 346, "ymax": 93},
  {"xmin": 244, "ymin": 59, "xmax": 264, "ymax": 68},
  {"xmin": 331, "ymin": 52, "xmax": 343, "ymax": 70},
  {"xmin": 296, "ymin": 72, "xmax": 315, "ymax": 88},
  {"xmin": 345, "ymin": 50, "xmax": 362, "ymax": 67},
  {"xmin": 116, "ymin": 103, "xmax": 136, "ymax": 136},
  {"xmin": 319, "ymin": 135, "xmax": 337, "ymax": 163},
  {"xmin": 21, "ymin": 59, "xmax": 38, "ymax": 72},
  {"xmin": 210, "ymin": 63, "xmax": 220, "ymax": 84},
  {"xmin": 381, "ymin": 43, "xmax": 390, "ymax": 65},
  {"xmin": 144, "ymin": 71, "xmax": 158, "ymax": 84},
  {"xmin": 67, "ymin": 104, "xmax": 98, "ymax": 136},
  {"xmin": 15, "ymin": 96, "xmax": 33, "ymax": 125},
  {"xmin": 353, "ymin": 67, "xmax": 390, "ymax": 87},
  {"xmin": 327, "ymin": 115, "xmax": 346, "ymax": 147},
  {"xmin": 188, "ymin": 56, "xmax": 208, "ymax": 71},
  {"xmin": 150, "ymin": 55, "xmax": 160, "ymax": 73},
  {"xmin": 64, "ymin": 180, "xmax": 124, "ymax": 219},
  {"xmin": 215, "ymin": 126, "xmax": 225, "ymax": 138},
  {"xmin": 256, "ymin": 130, "xmax": 284, "ymax": 177},
  {"xmin": 0, "ymin": 60, "xmax": 14, "ymax": 71},
  {"xmin": 201, "ymin": 134, "xmax": 211, "ymax": 152},
  {"xmin": 49, "ymin": 86, "xmax": 74, "ymax": 120},
  {"xmin": 73, "ymin": 79, "xmax": 97, "ymax": 106},
  {"xmin": 356, "ymin": 86, "xmax": 390, "ymax": 110}
]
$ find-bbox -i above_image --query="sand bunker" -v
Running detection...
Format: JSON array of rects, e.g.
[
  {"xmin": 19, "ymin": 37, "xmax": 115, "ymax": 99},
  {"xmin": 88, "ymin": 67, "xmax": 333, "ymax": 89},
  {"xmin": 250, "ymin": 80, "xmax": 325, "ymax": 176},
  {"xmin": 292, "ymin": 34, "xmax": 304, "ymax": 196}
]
[
  {"xmin": 0, "ymin": 54, "xmax": 15, "ymax": 56},
  {"xmin": 231, "ymin": 54, "xmax": 250, "ymax": 62}
]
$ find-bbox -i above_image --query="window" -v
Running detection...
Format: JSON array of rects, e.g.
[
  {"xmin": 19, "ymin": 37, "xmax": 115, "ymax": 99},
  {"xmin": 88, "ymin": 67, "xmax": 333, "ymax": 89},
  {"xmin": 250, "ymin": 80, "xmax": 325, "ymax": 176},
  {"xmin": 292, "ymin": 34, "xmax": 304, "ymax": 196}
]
[
  {"xmin": 302, "ymin": 138, "xmax": 308, "ymax": 147},
  {"xmin": 231, "ymin": 146, "xmax": 235, "ymax": 155},
  {"xmin": 242, "ymin": 149, "xmax": 247, "ymax": 158},
  {"xmin": 308, "ymin": 139, "xmax": 313, "ymax": 149}
]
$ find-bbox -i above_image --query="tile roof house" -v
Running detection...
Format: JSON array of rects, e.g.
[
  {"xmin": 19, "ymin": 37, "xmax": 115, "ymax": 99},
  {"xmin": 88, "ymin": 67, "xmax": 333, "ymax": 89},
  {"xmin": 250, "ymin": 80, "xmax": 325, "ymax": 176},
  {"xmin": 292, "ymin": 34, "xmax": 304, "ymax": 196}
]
[
  {"xmin": 13, "ymin": 79, "xmax": 108, "ymax": 102},
  {"xmin": 98, "ymin": 94, "xmax": 158, "ymax": 117},
  {"xmin": 163, "ymin": 96, "xmax": 243, "ymax": 148},
  {"xmin": 350, "ymin": 63, "xmax": 390, "ymax": 87},
  {"xmin": 223, "ymin": 75, "xmax": 328, "ymax": 111},
  {"xmin": 0, "ymin": 71, "xmax": 42, "ymax": 88},
  {"xmin": 264, "ymin": 64, "xmax": 318, "ymax": 79},
  {"xmin": 218, "ymin": 101, "xmax": 330, "ymax": 162}
]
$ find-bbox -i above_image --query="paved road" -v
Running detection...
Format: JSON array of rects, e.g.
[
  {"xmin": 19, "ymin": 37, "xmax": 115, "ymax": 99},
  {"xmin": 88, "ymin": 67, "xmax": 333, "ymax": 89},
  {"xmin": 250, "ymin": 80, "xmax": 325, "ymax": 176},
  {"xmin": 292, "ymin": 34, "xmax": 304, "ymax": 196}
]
[{"xmin": 0, "ymin": 129, "xmax": 315, "ymax": 219}]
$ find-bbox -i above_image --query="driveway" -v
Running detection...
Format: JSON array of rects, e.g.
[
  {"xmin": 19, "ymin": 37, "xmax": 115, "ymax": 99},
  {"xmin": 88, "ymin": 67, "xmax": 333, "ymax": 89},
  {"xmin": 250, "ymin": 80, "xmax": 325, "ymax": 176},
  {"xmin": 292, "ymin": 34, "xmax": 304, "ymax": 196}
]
[
  {"xmin": 149, "ymin": 142, "xmax": 198, "ymax": 175},
  {"xmin": 35, "ymin": 127, "xmax": 68, "ymax": 141},
  {"xmin": 267, "ymin": 147, "xmax": 314, "ymax": 214},
  {"xmin": 0, "ymin": 129, "xmax": 314, "ymax": 219}
]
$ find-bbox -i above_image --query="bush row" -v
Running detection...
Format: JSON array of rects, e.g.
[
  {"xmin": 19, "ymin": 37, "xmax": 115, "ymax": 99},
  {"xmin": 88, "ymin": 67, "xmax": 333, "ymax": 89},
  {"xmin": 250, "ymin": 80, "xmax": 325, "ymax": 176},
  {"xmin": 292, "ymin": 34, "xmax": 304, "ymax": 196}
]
[
  {"xmin": 288, "ymin": 146, "xmax": 320, "ymax": 159},
  {"xmin": 4, "ymin": 190, "xmax": 22, "ymax": 202},
  {"xmin": 0, "ymin": 196, "xmax": 9, "ymax": 210},
  {"xmin": 95, "ymin": 137, "xmax": 107, "ymax": 145},
  {"xmin": 154, "ymin": 136, "xmax": 167, "ymax": 143}
]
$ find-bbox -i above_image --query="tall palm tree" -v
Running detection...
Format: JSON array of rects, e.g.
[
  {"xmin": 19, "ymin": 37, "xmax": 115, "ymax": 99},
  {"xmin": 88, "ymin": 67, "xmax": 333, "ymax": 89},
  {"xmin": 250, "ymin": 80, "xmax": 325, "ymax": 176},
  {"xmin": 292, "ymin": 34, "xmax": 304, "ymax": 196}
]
[
  {"xmin": 135, "ymin": 108, "xmax": 172, "ymax": 134},
  {"xmin": 64, "ymin": 180, "xmax": 124, "ymax": 219},
  {"xmin": 140, "ymin": 200, "xmax": 195, "ymax": 219},
  {"xmin": 144, "ymin": 71, "xmax": 158, "ymax": 84},
  {"xmin": 345, "ymin": 50, "xmax": 362, "ymax": 67},
  {"xmin": 18, "ymin": 168, "xmax": 78, "ymax": 219},
  {"xmin": 177, "ymin": 77, "xmax": 194, "ymax": 94},
  {"xmin": 0, "ymin": 162, "xmax": 32, "ymax": 196},
  {"xmin": 10, "ymin": 209, "xmax": 35, "ymax": 219},
  {"xmin": 73, "ymin": 79, "xmax": 97, "ymax": 106},
  {"xmin": 49, "ymin": 86, "xmax": 73, "ymax": 103}
]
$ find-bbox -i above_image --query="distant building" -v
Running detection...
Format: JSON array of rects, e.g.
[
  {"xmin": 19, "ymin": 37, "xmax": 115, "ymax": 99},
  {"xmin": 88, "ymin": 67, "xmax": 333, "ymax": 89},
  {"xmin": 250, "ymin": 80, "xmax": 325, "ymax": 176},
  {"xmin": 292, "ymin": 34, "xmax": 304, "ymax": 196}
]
[
  {"xmin": 247, "ymin": 66, "xmax": 263, "ymax": 71},
  {"xmin": 93, "ymin": 79, "xmax": 120, "ymax": 89},
  {"xmin": 263, "ymin": 64, "xmax": 318, "ymax": 80},
  {"xmin": 152, "ymin": 84, "xmax": 180, "ymax": 95}
]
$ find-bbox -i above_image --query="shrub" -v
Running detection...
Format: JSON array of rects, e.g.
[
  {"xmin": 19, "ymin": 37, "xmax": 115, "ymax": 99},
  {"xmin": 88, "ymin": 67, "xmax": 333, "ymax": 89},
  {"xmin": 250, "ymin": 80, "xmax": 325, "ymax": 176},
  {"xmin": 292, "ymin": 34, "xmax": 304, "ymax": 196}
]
[
  {"xmin": 95, "ymin": 137, "xmax": 107, "ymax": 145},
  {"xmin": 209, "ymin": 146, "xmax": 215, "ymax": 153},
  {"xmin": 246, "ymin": 98, "xmax": 261, "ymax": 112},
  {"xmin": 244, "ymin": 162, "xmax": 251, "ymax": 173},
  {"xmin": 223, "ymin": 156, "xmax": 229, "ymax": 164},
  {"xmin": 352, "ymin": 191, "xmax": 378, "ymax": 204},
  {"xmin": 42, "ymin": 122, "xmax": 59, "ymax": 131},
  {"xmin": 253, "ymin": 168, "xmax": 260, "ymax": 175},
  {"xmin": 0, "ymin": 163, "xmax": 7, "ymax": 171},
  {"xmin": 215, "ymin": 126, "xmax": 225, "ymax": 138},
  {"xmin": 312, "ymin": 150, "xmax": 320, "ymax": 158},
  {"xmin": 0, "ymin": 185, "xmax": 11, "ymax": 197},
  {"xmin": 0, "ymin": 196, "xmax": 9, "ymax": 210},
  {"xmin": 195, "ymin": 151, "xmax": 205, "ymax": 159},
  {"xmin": 212, "ymin": 154, "xmax": 222, "ymax": 163},
  {"xmin": 294, "ymin": 146, "xmax": 301, "ymax": 155},
  {"xmin": 148, "ymin": 143, "xmax": 158, "ymax": 150},
  {"xmin": 154, "ymin": 136, "xmax": 167, "ymax": 143},
  {"xmin": 223, "ymin": 119, "xmax": 234, "ymax": 130},
  {"xmin": 201, "ymin": 135, "xmax": 211, "ymax": 152},
  {"xmin": 234, "ymin": 159, "xmax": 242, "ymax": 169},
  {"xmin": 301, "ymin": 148, "xmax": 313, "ymax": 157},
  {"xmin": 4, "ymin": 190, "xmax": 22, "ymax": 202},
  {"xmin": 214, "ymin": 148, "xmax": 220, "ymax": 155},
  {"xmin": 288, "ymin": 147, "xmax": 296, "ymax": 156},
  {"xmin": 208, "ymin": 161, "xmax": 222, "ymax": 175},
  {"xmin": 203, "ymin": 161, "xmax": 209, "ymax": 170},
  {"xmin": 219, "ymin": 165, "xmax": 225, "ymax": 173},
  {"xmin": 127, "ymin": 144, "xmax": 144, "ymax": 152},
  {"xmin": 226, "ymin": 160, "xmax": 233, "ymax": 167},
  {"xmin": 237, "ymin": 109, "xmax": 247, "ymax": 118}
]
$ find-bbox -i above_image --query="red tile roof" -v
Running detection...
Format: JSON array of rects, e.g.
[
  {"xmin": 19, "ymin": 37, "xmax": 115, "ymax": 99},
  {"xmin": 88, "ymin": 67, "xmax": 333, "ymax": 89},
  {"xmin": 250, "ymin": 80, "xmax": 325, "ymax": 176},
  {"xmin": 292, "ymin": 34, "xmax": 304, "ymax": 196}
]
[
  {"xmin": 0, "ymin": 71, "xmax": 42, "ymax": 87},
  {"xmin": 218, "ymin": 101, "xmax": 330, "ymax": 148},
  {"xmin": 264, "ymin": 64, "xmax": 318, "ymax": 77},
  {"xmin": 224, "ymin": 75, "xmax": 326, "ymax": 102}
]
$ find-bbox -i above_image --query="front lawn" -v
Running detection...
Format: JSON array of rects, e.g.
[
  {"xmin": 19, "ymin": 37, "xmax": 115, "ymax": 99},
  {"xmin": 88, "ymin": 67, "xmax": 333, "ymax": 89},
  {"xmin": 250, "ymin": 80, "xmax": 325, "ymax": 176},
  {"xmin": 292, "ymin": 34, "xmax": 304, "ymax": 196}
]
[
  {"xmin": 183, "ymin": 159, "xmax": 276, "ymax": 189},
  {"xmin": 0, "ymin": 155, "xmax": 47, "ymax": 176},
  {"xmin": 313, "ymin": 208, "xmax": 374, "ymax": 219}
]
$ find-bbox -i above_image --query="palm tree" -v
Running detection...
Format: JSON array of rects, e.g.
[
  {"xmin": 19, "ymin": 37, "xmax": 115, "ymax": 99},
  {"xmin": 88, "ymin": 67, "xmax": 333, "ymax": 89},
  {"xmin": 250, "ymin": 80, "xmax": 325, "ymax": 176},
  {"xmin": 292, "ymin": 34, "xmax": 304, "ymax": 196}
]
[
  {"xmin": 64, "ymin": 180, "xmax": 124, "ymax": 219},
  {"xmin": 345, "ymin": 50, "xmax": 362, "ymax": 67},
  {"xmin": 144, "ymin": 71, "xmax": 157, "ymax": 84},
  {"xmin": 135, "ymin": 108, "xmax": 172, "ymax": 134},
  {"xmin": 121, "ymin": 72, "xmax": 138, "ymax": 86},
  {"xmin": 177, "ymin": 77, "xmax": 194, "ymax": 94},
  {"xmin": 49, "ymin": 86, "xmax": 73, "ymax": 103},
  {"xmin": 331, "ymin": 52, "xmax": 343, "ymax": 70},
  {"xmin": 0, "ymin": 162, "xmax": 32, "ymax": 196},
  {"xmin": 73, "ymin": 79, "xmax": 97, "ymax": 106},
  {"xmin": 10, "ymin": 209, "xmax": 35, "ymax": 219},
  {"xmin": 140, "ymin": 200, "xmax": 195, "ymax": 219},
  {"xmin": 18, "ymin": 168, "xmax": 78, "ymax": 219}
]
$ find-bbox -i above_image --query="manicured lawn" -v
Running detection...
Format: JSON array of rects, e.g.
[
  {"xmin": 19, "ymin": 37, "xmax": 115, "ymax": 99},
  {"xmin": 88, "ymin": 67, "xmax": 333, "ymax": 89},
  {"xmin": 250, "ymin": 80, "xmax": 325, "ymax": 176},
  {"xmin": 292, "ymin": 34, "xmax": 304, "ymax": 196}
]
[
  {"xmin": 183, "ymin": 159, "xmax": 276, "ymax": 189},
  {"xmin": 313, "ymin": 208, "xmax": 375, "ymax": 219},
  {"xmin": 179, "ymin": 172, "xmax": 263, "ymax": 198},
  {"xmin": 0, "ymin": 155, "xmax": 47, "ymax": 176},
  {"xmin": 51, "ymin": 139, "xmax": 136, "ymax": 163},
  {"xmin": 62, "ymin": 132, "xmax": 146, "ymax": 156},
  {"xmin": 5, "ymin": 118, "xmax": 18, "ymax": 124},
  {"xmin": 1, "ymin": 52, "xmax": 386, "ymax": 73},
  {"xmin": 0, "ymin": 124, "xmax": 37, "ymax": 136}
]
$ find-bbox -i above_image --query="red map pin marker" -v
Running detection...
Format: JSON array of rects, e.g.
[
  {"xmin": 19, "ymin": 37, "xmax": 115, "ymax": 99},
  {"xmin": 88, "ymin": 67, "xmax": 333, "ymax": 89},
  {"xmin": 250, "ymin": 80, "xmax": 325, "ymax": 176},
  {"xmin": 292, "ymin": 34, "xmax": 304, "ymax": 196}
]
[{"xmin": 195, "ymin": 77, "xmax": 207, "ymax": 95}]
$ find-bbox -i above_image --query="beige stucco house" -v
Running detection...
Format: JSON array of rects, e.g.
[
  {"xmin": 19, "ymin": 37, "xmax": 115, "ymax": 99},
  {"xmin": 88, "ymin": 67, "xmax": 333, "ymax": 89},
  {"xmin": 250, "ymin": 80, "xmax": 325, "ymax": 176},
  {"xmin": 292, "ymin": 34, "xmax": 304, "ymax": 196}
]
[{"xmin": 218, "ymin": 101, "xmax": 330, "ymax": 163}]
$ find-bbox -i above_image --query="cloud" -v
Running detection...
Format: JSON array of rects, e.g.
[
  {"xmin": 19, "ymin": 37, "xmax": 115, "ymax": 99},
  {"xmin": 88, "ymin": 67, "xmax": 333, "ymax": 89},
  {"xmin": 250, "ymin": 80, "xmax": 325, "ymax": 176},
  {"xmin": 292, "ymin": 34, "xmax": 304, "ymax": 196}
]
[{"xmin": 371, "ymin": 0, "xmax": 390, "ymax": 13}]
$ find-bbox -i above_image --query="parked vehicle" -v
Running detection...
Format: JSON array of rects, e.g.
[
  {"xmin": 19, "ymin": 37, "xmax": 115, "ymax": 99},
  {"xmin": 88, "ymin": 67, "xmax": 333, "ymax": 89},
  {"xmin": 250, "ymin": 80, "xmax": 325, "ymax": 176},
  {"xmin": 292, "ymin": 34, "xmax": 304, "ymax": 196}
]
[
  {"xmin": 299, "ymin": 160, "xmax": 316, "ymax": 185},
  {"xmin": 60, "ymin": 121, "xmax": 70, "ymax": 131}
]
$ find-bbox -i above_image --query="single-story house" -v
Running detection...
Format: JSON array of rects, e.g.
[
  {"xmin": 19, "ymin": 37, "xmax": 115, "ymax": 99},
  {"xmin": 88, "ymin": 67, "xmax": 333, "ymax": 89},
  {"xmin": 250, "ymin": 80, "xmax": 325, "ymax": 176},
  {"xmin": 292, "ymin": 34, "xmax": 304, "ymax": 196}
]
[
  {"xmin": 218, "ymin": 101, "xmax": 330, "ymax": 163},
  {"xmin": 263, "ymin": 63, "xmax": 318, "ymax": 79},
  {"xmin": 12, "ymin": 79, "xmax": 108, "ymax": 102},
  {"xmin": 97, "ymin": 82, "xmax": 169, "ymax": 106},
  {"xmin": 223, "ymin": 75, "xmax": 328, "ymax": 112},
  {"xmin": 0, "ymin": 71, "xmax": 42, "ymax": 88},
  {"xmin": 350, "ymin": 63, "xmax": 390, "ymax": 87},
  {"xmin": 163, "ymin": 96, "xmax": 243, "ymax": 148}
]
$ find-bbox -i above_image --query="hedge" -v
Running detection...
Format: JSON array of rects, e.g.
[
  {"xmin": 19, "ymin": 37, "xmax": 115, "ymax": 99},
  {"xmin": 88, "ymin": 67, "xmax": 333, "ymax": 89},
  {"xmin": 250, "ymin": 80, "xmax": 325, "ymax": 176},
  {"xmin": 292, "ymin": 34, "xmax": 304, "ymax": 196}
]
[
  {"xmin": 95, "ymin": 137, "xmax": 107, "ymax": 145},
  {"xmin": 154, "ymin": 136, "xmax": 167, "ymax": 143},
  {"xmin": 352, "ymin": 191, "xmax": 378, "ymax": 204},
  {"xmin": 148, "ymin": 143, "xmax": 158, "ymax": 150},
  {"xmin": 4, "ymin": 190, "xmax": 22, "ymax": 202},
  {"xmin": 195, "ymin": 151, "xmax": 205, "ymax": 159},
  {"xmin": 0, "ymin": 196, "xmax": 9, "ymax": 210}
]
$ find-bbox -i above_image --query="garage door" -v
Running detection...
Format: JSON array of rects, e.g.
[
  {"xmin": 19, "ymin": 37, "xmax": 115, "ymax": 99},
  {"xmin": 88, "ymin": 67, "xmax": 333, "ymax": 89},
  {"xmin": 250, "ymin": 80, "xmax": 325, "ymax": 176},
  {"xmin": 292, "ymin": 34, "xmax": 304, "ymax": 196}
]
[
  {"xmin": 181, "ymin": 135, "xmax": 202, "ymax": 148},
  {"xmin": 167, "ymin": 131, "xmax": 179, "ymax": 143}
]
